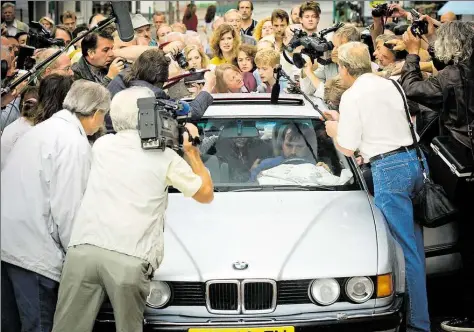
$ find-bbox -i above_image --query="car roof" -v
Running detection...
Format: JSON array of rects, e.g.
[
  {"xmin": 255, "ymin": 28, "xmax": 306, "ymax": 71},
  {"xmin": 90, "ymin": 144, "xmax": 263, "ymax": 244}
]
[{"xmin": 187, "ymin": 93, "xmax": 327, "ymax": 118}]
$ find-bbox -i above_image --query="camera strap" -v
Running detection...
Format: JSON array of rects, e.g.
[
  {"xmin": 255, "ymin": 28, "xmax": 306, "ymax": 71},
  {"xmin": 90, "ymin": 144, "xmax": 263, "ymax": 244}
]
[{"xmin": 183, "ymin": 126, "xmax": 201, "ymax": 146}]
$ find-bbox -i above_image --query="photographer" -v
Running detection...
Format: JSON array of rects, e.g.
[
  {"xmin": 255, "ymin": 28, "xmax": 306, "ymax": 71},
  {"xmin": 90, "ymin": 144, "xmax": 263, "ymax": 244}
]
[
  {"xmin": 51, "ymin": 86, "xmax": 214, "ymax": 332},
  {"xmin": 400, "ymin": 20, "xmax": 474, "ymax": 331},
  {"xmin": 107, "ymin": 48, "xmax": 215, "ymax": 133},
  {"xmin": 324, "ymin": 41, "xmax": 431, "ymax": 332},
  {"xmin": 72, "ymin": 29, "xmax": 125, "ymax": 86},
  {"xmin": 300, "ymin": 24, "xmax": 360, "ymax": 98}
]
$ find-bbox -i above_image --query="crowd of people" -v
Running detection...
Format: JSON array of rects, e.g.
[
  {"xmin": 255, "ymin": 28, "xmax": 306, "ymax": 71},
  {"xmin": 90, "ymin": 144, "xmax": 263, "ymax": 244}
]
[{"xmin": 1, "ymin": 1, "xmax": 474, "ymax": 332}]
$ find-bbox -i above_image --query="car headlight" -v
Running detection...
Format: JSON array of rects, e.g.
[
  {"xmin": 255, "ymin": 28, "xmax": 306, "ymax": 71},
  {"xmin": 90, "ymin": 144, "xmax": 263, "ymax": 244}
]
[
  {"xmin": 309, "ymin": 278, "xmax": 340, "ymax": 306},
  {"xmin": 345, "ymin": 277, "xmax": 374, "ymax": 303},
  {"xmin": 146, "ymin": 281, "xmax": 171, "ymax": 308}
]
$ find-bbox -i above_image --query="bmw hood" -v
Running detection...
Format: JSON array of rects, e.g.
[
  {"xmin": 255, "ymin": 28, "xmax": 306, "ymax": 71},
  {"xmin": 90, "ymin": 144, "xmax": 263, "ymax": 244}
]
[{"xmin": 157, "ymin": 191, "xmax": 378, "ymax": 281}]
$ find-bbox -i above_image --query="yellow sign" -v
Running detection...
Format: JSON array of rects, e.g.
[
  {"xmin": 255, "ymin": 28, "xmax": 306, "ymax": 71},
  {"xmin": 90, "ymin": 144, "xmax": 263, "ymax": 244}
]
[
  {"xmin": 189, "ymin": 327, "xmax": 295, "ymax": 332},
  {"xmin": 370, "ymin": 1, "xmax": 386, "ymax": 8}
]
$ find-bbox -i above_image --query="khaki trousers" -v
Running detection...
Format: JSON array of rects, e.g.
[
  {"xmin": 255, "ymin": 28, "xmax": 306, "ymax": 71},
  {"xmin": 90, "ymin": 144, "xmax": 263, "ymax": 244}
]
[{"xmin": 52, "ymin": 244, "xmax": 153, "ymax": 332}]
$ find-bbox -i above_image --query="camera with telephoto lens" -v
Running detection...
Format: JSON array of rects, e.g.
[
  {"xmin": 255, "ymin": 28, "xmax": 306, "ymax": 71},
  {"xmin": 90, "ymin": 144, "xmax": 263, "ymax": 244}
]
[
  {"xmin": 410, "ymin": 19, "xmax": 429, "ymax": 38},
  {"xmin": 137, "ymin": 97, "xmax": 197, "ymax": 151},
  {"xmin": 174, "ymin": 50, "xmax": 189, "ymax": 69},
  {"xmin": 371, "ymin": 3, "xmax": 394, "ymax": 18},
  {"xmin": 287, "ymin": 23, "xmax": 343, "ymax": 69},
  {"xmin": 27, "ymin": 21, "xmax": 66, "ymax": 49}
]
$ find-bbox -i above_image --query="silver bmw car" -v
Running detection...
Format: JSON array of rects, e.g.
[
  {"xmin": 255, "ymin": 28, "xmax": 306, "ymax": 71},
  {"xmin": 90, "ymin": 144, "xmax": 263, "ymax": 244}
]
[{"xmin": 95, "ymin": 94, "xmax": 460, "ymax": 332}]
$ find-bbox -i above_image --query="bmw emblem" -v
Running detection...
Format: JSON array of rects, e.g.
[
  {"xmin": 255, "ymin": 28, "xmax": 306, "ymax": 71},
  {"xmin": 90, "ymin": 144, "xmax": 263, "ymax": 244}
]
[{"xmin": 233, "ymin": 261, "xmax": 249, "ymax": 270}]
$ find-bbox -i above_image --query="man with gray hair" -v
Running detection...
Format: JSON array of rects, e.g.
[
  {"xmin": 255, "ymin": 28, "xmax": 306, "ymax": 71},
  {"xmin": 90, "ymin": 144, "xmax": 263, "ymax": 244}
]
[
  {"xmin": 324, "ymin": 41, "xmax": 430, "ymax": 332},
  {"xmin": 52, "ymin": 86, "xmax": 214, "ymax": 332},
  {"xmin": 224, "ymin": 9, "xmax": 257, "ymax": 46},
  {"xmin": 1, "ymin": 2, "xmax": 29, "ymax": 36},
  {"xmin": 1, "ymin": 80, "xmax": 110, "ymax": 332},
  {"xmin": 300, "ymin": 23, "xmax": 361, "ymax": 98}
]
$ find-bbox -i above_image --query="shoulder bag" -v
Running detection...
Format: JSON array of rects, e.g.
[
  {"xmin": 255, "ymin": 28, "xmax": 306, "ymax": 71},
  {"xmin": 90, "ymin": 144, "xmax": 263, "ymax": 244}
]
[{"xmin": 390, "ymin": 79, "xmax": 458, "ymax": 228}]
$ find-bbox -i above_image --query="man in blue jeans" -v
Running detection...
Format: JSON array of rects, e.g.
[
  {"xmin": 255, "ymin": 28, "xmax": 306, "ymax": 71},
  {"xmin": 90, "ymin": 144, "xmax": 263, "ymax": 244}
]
[{"xmin": 324, "ymin": 41, "xmax": 430, "ymax": 332}]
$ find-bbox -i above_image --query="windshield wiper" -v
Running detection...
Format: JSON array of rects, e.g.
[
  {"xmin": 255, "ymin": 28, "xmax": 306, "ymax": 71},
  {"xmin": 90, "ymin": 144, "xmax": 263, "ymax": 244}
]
[
  {"xmin": 223, "ymin": 185, "xmax": 336, "ymax": 192},
  {"xmin": 271, "ymin": 185, "xmax": 336, "ymax": 191}
]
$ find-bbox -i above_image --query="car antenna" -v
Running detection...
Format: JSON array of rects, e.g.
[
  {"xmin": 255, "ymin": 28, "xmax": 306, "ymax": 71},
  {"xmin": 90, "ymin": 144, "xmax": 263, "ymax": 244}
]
[{"xmin": 272, "ymin": 65, "xmax": 328, "ymax": 121}]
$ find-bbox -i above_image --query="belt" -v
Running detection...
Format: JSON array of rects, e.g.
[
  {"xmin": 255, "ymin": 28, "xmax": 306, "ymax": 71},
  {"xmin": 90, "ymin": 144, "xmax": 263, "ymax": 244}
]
[{"xmin": 369, "ymin": 144, "xmax": 416, "ymax": 163}]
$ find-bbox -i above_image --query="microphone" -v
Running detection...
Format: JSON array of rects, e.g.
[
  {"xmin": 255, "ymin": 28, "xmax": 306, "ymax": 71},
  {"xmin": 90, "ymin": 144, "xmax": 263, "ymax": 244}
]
[
  {"xmin": 271, "ymin": 65, "xmax": 282, "ymax": 104},
  {"xmin": 176, "ymin": 101, "xmax": 190, "ymax": 116},
  {"xmin": 110, "ymin": 2, "xmax": 135, "ymax": 42},
  {"xmin": 155, "ymin": 99, "xmax": 190, "ymax": 116}
]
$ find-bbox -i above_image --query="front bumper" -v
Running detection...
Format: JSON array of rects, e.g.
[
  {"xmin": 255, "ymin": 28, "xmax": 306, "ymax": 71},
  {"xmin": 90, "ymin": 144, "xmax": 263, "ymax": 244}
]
[{"xmin": 94, "ymin": 295, "xmax": 403, "ymax": 332}]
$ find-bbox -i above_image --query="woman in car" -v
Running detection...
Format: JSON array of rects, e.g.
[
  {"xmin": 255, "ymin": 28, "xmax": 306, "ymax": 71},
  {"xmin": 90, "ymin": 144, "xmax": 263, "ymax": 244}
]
[{"xmin": 209, "ymin": 24, "xmax": 241, "ymax": 65}]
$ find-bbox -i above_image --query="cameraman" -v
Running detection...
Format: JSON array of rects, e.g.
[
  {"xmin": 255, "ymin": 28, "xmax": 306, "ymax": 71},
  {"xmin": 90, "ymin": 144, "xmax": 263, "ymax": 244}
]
[
  {"xmin": 401, "ymin": 20, "xmax": 474, "ymax": 331},
  {"xmin": 300, "ymin": 24, "xmax": 360, "ymax": 98},
  {"xmin": 107, "ymin": 48, "xmax": 215, "ymax": 133},
  {"xmin": 51, "ymin": 86, "xmax": 214, "ymax": 332}
]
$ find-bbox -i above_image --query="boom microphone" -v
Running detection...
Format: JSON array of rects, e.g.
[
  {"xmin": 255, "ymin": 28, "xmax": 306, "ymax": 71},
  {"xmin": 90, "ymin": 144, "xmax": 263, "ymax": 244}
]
[{"xmin": 111, "ymin": 2, "xmax": 135, "ymax": 42}]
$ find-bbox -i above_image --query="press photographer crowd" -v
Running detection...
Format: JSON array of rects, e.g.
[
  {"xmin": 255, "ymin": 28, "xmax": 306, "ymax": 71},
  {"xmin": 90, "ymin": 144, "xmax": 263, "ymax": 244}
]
[{"xmin": 1, "ymin": 0, "xmax": 473, "ymax": 331}]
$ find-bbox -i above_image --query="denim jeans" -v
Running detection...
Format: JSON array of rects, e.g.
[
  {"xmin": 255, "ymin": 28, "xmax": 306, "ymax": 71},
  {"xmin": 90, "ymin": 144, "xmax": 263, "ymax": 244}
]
[
  {"xmin": 1, "ymin": 261, "xmax": 59, "ymax": 332},
  {"xmin": 371, "ymin": 149, "xmax": 430, "ymax": 332}
]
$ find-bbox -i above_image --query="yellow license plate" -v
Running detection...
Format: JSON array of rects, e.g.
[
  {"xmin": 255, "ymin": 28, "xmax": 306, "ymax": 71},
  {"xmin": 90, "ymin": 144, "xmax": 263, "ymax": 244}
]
[{"xmin": 189, "ymin": 327, "xmax": 295, "ymax": 332}]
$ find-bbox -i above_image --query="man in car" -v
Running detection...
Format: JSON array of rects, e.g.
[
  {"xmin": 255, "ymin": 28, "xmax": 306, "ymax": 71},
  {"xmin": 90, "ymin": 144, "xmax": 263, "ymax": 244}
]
[{"xmin": 250, "ymin": 123, "xmax": 318, "ymax": 181}]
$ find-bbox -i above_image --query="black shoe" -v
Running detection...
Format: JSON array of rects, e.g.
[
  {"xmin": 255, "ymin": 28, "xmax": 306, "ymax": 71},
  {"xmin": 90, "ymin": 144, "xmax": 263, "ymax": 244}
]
[{"xmin": 441, "ymin": 318, "xmax": 474, "ymax": 331}]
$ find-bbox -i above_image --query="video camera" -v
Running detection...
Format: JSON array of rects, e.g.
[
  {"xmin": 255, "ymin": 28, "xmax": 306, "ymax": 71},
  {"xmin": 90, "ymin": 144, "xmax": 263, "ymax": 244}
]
[
  {"xmin": 27, "ymin": 21, "xmax": 66, "ymax": 49},
  {"xmin": 286, "ymin": 23, "xmax": 344, "ymax": 68},
  {"xmin": 137, "ymin": 97, "xmax": 198, "ymax": 151}
]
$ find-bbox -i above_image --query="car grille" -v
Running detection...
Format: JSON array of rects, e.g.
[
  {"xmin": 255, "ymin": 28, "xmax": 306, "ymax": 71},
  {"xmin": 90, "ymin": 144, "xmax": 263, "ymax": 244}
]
[
  {"xmin": 208, "ymin": 281, "xmax": 240, "ymax": 312},
  {"xmin": 169, "ymin": 282, "xmax": 205, "ymax": 306},
  {"xmin": 242, "ymin": 280, "xmax": 276, "ymax": 313},
  {"xmin": 206, "ymin": 280, "xmax": 276, "ymax": 314},
  {"xmin": 277, "ymin": 279, "xmax": 313, "ymax": 304}
]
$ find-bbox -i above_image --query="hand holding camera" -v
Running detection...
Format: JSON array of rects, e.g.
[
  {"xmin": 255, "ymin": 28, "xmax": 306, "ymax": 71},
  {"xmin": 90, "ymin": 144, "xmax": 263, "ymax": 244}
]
[
  {"xmin": 182, "ymin": 123, "xmax": 200, "ymax": 153},
  {"xmin": 403, "ymin": 27, "xmax": 422, "ymax": 55},
  {"xmin": 107, "ymin": 57, "xmax": 126, "ymax": 80}
]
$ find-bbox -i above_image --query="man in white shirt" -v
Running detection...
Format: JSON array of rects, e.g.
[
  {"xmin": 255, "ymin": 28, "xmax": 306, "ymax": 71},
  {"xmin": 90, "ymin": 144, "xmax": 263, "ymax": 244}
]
[
  {"xmin": 1, "ymin": 80, "xmax": 110, "ymax": 332},
  {"xmin": 324, "ymin": 42, "xmax": 430, "ymax": 332},
  {"xmin": 52, "ymin": 86, "xmax": 214, "ymax": 332}
]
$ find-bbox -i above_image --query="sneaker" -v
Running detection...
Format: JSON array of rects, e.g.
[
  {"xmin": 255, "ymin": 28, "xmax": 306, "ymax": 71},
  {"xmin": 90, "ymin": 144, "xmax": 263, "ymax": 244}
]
[{"xmin": 441, "ymin": 318, "xmax": 474, "ymax": 331}]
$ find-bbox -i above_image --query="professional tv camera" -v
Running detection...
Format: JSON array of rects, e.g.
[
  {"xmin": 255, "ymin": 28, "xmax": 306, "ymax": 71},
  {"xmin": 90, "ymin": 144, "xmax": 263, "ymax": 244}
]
[
  {"xmin": 137, "ymin": 97, "xmax": 198, "ymax": 151},
  {"xmin": 286, "ymin": 23, "xmax": 344, "ymax": 69},
  {"xmin": 27, "ymin": 21, "xmax": 66, "ymax": 49}
]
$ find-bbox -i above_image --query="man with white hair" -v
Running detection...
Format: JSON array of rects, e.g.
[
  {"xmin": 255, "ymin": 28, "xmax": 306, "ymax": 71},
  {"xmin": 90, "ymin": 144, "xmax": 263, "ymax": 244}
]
[
  {"xmin": 1, "ymin": 80, "xmax": 110, "ymax": 332},
  {"xmin": 224, "ymin": 9, "xmax": 257, "ymax": 46},
  {"xmin": 52, "ymin": 86, "xmax": 214, "ymax": 332},
  {"xmin": 324, "ymin": 42, "xmax": 430, "ymax": 332}
]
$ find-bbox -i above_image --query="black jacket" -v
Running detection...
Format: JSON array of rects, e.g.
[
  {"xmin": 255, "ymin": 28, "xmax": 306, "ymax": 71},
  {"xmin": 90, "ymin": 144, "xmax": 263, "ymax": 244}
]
[
  {"xmin": 105, "ymin": 71, "xmax": 214, "ymax": 133},
  {"xmin": 71, "ymin": 56, "xmax": 112, "ymax": 87},
  {"xmin": 400, "ymin": 54, "xmax": 473, "ymax": 149}
]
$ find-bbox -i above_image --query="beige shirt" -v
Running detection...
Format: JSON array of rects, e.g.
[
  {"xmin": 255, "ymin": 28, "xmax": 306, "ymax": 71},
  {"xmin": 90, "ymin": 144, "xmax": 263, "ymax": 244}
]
[{"xmin": 69, "ymin": 130, "xmax": 202, "ymax": 270}]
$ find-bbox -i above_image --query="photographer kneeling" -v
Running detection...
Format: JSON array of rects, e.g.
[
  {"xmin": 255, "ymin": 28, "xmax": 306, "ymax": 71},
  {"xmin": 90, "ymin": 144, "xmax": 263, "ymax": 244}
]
[
  {"xmin": 51, "ymin": 86, "xmax": 214, "ymax": 332},
  {"xmin": 400, "ymin": 20, "xmax": 474, "ymax": 331},
  {"xmin": 107, "ymin": 48, "xmax": 215, "ymax": 133}
]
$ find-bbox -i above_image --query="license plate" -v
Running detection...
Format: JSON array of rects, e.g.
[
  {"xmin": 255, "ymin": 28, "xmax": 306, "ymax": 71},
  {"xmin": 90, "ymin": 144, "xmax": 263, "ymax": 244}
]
[{"xmin": 189, "ymin": 327, "xmax": 295, "ymax": 332}]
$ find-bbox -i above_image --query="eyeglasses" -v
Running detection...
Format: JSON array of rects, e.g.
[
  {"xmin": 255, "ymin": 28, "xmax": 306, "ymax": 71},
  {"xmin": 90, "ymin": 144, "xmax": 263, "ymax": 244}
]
[{"xmin": 56, "ymin": 66, "xmax": 72, "ymax": 72}]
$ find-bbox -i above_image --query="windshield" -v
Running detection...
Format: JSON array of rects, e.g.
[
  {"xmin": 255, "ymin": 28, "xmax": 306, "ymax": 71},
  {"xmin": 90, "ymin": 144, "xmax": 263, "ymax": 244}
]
[{"xmin": 193, "ymin": 118, "xmax": 359, "ymax": 191}]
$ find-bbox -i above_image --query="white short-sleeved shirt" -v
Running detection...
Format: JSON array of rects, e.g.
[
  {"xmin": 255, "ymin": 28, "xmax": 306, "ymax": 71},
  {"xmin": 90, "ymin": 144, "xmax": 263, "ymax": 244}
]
[
  {"xmin": 337, "ymin": 73, "xmax": 414, "ymax": 161},
  {"xmin": 69, "ymin": 130, "xmax": 202, "ymax": 269}
]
